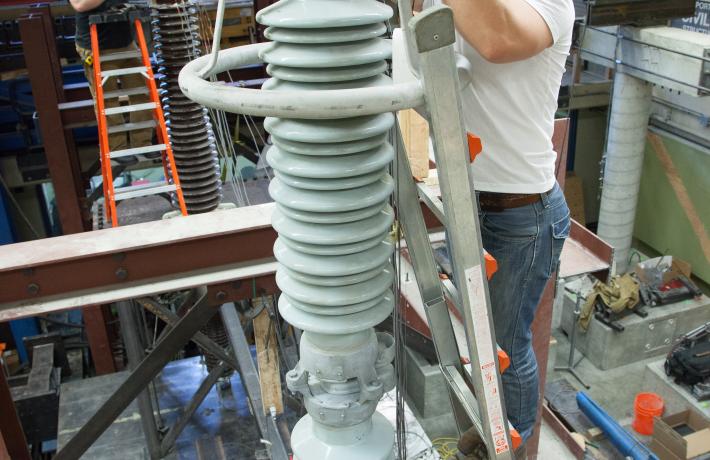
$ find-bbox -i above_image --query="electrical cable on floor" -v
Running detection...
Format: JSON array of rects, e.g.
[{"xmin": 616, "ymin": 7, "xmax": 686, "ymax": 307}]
[{"xmin": 431, "ymin": 437, "xmax": 460, "ymax": 459}]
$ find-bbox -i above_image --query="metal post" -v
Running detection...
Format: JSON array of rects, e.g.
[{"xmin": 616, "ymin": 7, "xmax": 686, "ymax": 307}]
[
  {"xmin": 18, "ymin": 6, "xmax": 87, "ymax": 233},
  {"xmin": 54, "ymin": 288, "xmax": 217, "ymax": 460},
  {"xmin": 411, "ymin": 7, "xmax": 513, "ymax": 459},
  {"xmin": 83, "ymin": 305, "xmax": 117, "ymax": 375},
  {"xmin": 554, "ymin": 290, "xmax": 590, "ymax": 389},
  {"xmin": 116, "ymin": 301, "xmax": 162, "ymax": 459},
  {"xmin": 0, "ymin": 364, "xmax": 30, "ymax": 460},
  {"xmin": 19, "ymin": 7, "xmax": 116, "ymax": 376},
  {"xmin": 220, "ymin": 303, "xmax": 289, "ymax": 460}
]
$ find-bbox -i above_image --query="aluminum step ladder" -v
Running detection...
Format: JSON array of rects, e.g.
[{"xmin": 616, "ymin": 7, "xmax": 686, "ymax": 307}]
[
  {"xmin": 393, "ymin": 6, "xmax": 524, "ymax": 459},
  {"xmin": 89, "ymin": 15, "xmax": 187, "ymax": 227}
]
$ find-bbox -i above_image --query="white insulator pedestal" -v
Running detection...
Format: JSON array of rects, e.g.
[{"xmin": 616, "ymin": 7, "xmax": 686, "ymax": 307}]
[{"xmin": 597, "ymin": 72, "xmax": 652, "ymax": 274}]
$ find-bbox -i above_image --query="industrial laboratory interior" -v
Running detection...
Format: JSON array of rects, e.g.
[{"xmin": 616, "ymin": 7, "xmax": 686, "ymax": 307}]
[{"xmin": 0, "ymin": 0, "xmax": 708, "ymax": 459}]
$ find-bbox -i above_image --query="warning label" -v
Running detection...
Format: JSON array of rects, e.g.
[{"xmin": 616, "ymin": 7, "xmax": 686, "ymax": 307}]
[
  {"xmin": 464, "ymin": 265, "xmax": 510, "ymax": 455},
  {"xmin": 671, "ymin": 1, "xmax": 710, "ymax": 35}
]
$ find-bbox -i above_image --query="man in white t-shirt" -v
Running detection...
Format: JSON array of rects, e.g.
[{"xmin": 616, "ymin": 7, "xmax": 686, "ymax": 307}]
[{"xmin": 415, "ymin": 0, "xmax": 575, "ymax": 457}]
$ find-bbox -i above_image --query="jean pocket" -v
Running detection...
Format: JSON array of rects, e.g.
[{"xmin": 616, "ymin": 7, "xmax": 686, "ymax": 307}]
[
  {"xmin": 548, "ymin": 211, "xmax": 571, "ymax": 276},
  {"xmin": 482, "ymin": 207, "xmax": 539, "ymax": 243},
  {"xmin": 552, "ymin": 212, "xmax": 571, "ymax": 240}
]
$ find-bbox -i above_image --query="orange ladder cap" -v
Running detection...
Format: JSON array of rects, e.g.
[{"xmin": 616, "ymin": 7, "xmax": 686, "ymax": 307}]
[{"xmin": 467, "ymin": 132, "xmax": 483, "ymax": 163}]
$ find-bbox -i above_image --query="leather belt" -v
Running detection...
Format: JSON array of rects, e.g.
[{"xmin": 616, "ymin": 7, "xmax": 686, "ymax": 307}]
[{"xmin": 478, "ymin": 189, "xmax": 552, "ymax": 212}]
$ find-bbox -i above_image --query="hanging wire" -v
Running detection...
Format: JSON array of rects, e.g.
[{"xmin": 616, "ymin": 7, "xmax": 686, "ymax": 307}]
[
  {"xmin": 377, "ymin": 6, "xmax": 410, "ymax": 456},
  {"xmin": 391, "ymin": 127, "xmax": 409, "ymax": 459},
  {"xmin": 192, "ymin": 1, "xmax": 260, "ymax": 205},
  {"xmin": 175, "ymin": 0, "xmax": 250, "ymax": 207}
]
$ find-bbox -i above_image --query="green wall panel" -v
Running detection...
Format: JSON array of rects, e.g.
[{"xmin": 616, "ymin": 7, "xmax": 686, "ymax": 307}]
[{"xmin": 634, "ymin": 133, "xmax": 710, "ymax": 282}]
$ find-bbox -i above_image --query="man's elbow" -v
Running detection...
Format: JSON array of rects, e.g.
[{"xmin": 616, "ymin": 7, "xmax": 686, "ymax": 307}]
[
  {"xmin": 70, "ymin": 0, "xmax": 90, "ymax": 12},
  {"xmin": 477, "ymin": 42, "xmax": 511, "ymax": 64}
]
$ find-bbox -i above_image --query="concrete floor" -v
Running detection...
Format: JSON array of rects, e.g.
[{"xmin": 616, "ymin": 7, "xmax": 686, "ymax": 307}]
[
  {"xmin": 549, "ymin": 329, "xmax": 661, "ymax": 423},
  {"xmin": 408, "ymin": 326, "xmax": 669, "ymax": 460}
]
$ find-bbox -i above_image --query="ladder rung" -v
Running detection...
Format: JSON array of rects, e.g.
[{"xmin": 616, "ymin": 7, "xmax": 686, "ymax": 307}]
[
  {"xmin": 441, "ymin": 365, "xmax": 484, "ymax": 435},
  {"xmin": 107, "ymin": 120, "xmax": 157, "ymax": 134},
  {"xmin": 441, "ymin": 278, "xmax": 460, "ymax": 307},
  {"xmin": 100, "ymin": 50, "xmax": 141, "ymax": 62},
  {"xmin": 103, "ymin": 87, "xmax": 150, "ymax": 99},
  {"xmin": 110, "ymin": 144, "xmax": 166, "ymax": 159},
  {"xmin": 416, "ymin": 182, "xmax": 445, "ymax": 223},
  {"xmin": 57, "ymin": 99, "xmax": 94, "ymax": 111},
  {"xmin": 114, "ymin": 182, "xmax": 176, "ymax": 201},
  {"xmin": 104, "ymin": 102, "xmax": 157, "ymax": 116},
  {"xmin": 100, "ymin": 66, "xmax": 148, "ymax": 78}
]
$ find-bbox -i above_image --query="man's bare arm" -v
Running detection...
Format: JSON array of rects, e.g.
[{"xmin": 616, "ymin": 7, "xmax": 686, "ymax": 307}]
[
  {"xmin": 69, "ymin": 0, "xmax": 105, "ymax": 13},
  {"xmin": 438, "ymin": 0, "xmax": 554, "ymax": 64}
]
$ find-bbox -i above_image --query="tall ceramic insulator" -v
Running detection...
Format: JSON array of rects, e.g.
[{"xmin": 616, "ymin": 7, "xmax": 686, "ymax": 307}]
[
  {"xmin": 258, "ymin": 1, "xmax": 397, "ymax": 458},
  {"xmin": 151, "ymin": 1, "xmax": 223, "ymax": 213}
]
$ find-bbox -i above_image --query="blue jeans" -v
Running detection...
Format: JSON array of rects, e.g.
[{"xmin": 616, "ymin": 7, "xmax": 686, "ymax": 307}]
[{"xmin": 480, "ymin": 182, "xmax": 570, "ymax": 441}]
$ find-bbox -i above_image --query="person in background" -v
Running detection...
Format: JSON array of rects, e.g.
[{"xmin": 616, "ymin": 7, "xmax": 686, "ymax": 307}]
[
  {"xmin": 413, "ymin": 0, "xmax": 575, "ymax": 458},
  {"xmin": 69, "ymin": 0, "xmax": 154, "ymax": 165}
]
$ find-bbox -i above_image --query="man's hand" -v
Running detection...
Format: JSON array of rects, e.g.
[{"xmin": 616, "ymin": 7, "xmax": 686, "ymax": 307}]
[
  {"xmin": 443, "ymin": 0, "xmax": 554, "ymax": 63},
  {"xmin": 69, "ymin": 0, "xmax": 106, "ymax": 13},
  {"xmin": 412, "ymin": 0, "xmax": 424, "ymax": 13}
]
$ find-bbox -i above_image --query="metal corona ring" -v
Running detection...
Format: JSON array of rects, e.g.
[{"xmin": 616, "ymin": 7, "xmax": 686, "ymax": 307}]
[{"xmin": 180, "ymin": 1, "xmax": 425, "ymax": 458}]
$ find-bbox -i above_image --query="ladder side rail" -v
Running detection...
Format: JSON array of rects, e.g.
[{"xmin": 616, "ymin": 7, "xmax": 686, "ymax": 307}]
[
  {"xmin": 411, "ymin": 7, "xmax": 513, "ymax": 459},
  {"xmin": 133, "ymin": 19, "xmax": 188, "ymax": 217},
  {"xmin": 89, "ymin": 23, "xmax": 119, "ymax": 226},
  {"xmin": 394, "ymin": 125, "xmax": 475, "ymax": 436}
]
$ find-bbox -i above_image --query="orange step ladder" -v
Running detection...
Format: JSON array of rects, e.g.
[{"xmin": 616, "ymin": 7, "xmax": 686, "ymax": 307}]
[{"xmin": 89, "ymin": 17, "xmax": 187, "ymax": 227}]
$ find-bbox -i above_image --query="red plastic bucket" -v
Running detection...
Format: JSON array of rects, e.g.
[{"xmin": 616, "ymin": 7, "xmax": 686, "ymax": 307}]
[{"xmin": 632, "ymin": 392, "xmax": 664, "ymax": 435}]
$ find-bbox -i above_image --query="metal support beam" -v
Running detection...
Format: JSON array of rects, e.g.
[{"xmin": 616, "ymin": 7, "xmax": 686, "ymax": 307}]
[
  {"xmin": 137, "ymin": 297, "xmax": 240, "ymax": 371},
  {"xmin": 82, "ymin": 305, "xmax": 117, "ymax": 375},
  {"xmin": 18, "ymin": 6, "xmax": 88, "ymax": 233},
  {"xmin": 116, "ymin": 301, "xmax": 162, "ymax": 459},
  {"xmin": 581, "ymin": 25, "xmax": 710, "ymax": 96},
  {"xmin": 19, "ymin": 6, "xmax": 117, "ymax": 376},
  {"xmin": 54, "ymin": 288, "xmax": 217, "ymax": 460},
  {"xmin": 220, "ymin": 303, "xmax": 289, "ymax": 460},
  {"xmin": 0, "ymin": 204, "xmax": 277, "ymax": 314}
]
